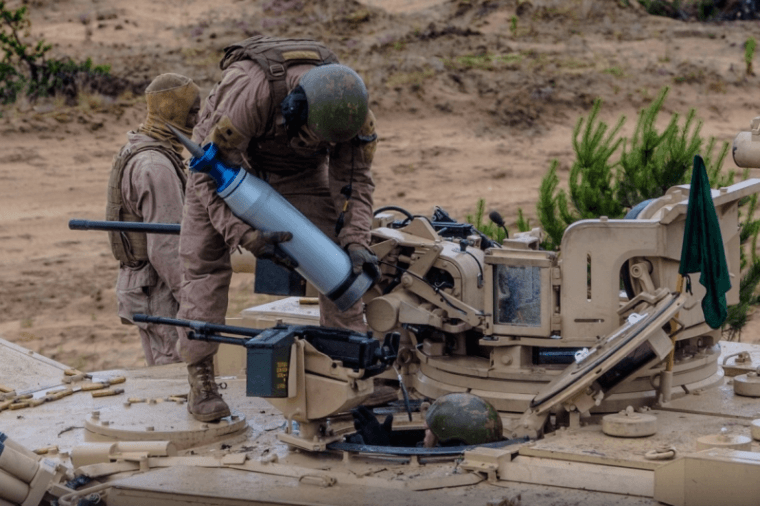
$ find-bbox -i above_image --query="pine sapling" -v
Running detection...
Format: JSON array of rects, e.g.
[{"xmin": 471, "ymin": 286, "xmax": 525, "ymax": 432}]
[
  {"xmin": 536, "ymin": 160, "xmax": 568, "ymax": 250},
  {"xmin": 516, "ymin": 208, "xmax": 531, "ymax": 232},
  {"xmin": 746, "ymin": 37, "xmax": 756, "ymax": 76},
  {"xmin": 567, "ymin": 98, "xmax": 626, "ymax": 220}
]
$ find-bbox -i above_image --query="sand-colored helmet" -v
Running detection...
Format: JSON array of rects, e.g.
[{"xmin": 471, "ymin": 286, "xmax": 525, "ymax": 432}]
[
  {"xmin": 299, "ymin": 64, "xmax": 369, "ymax": 143},
  {"xmin": 425, "ymin": 393, "xmax": 503, "ymax": 446}
]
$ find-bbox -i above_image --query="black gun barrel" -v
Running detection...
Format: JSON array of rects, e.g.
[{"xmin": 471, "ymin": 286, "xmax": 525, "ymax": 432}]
[
  {"xmin": 132, "ymin": 314, "xmax": 264, "ymax": 339},
  {"xmin": 68, "ymin": 219, "xmax": 181, "ymax": 235}
]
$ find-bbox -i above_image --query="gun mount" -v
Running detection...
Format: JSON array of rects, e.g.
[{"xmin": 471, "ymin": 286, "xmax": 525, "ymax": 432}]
[{"xmin": 132, "ymin": 314, "xmax": 400, "ymax": 450}]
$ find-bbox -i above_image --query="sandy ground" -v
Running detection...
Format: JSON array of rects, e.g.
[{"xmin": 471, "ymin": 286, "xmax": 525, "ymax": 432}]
[{"xmin": 1, "ymin": 0, "xmax": 760, "ymax": 371}]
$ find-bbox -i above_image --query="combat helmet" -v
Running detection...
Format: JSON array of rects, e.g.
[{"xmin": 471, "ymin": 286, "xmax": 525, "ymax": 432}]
[
  {"xmin": 297, "ymin": 64, "xmax": 369, "ymax": 143},
  {"xmin": 425, "ymin": 393, "xmax": 503, "ymax": 446}
]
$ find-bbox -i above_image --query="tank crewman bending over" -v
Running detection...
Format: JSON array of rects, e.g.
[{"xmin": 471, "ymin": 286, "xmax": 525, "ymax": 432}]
[
  {"xmin": 107, "ymin": 73, "xmax": 201, "ymax": 366},
  {"xmin": 176, "ymin": 36, "xmax": 379, "ymax": 422}
]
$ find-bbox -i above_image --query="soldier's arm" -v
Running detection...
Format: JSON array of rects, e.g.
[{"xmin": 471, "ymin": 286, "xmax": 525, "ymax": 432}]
[
  {"xmin": 190, "ymin": 60, "xmax": 271, "ymax": 248},
  {"xmin": 193, "ymin": 60, "xmax": 269, "ymax": 167},
  {"xmin": 328, "ymin": 109, "xmax": 377, "ymax": 248}
]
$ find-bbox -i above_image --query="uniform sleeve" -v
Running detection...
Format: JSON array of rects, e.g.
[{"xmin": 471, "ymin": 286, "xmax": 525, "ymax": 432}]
[
  {"xmin": 123, "ymin": 152, "xmax": 186, "ymax": 299},
  {"xmin": 192, "ymin": 60, "xmax": 270, "ymax": 169},
  {"xmin": 188, "ymin": 60, "xmax": 272, "ymax": 247},
  {"xmin": 327, "ymin": 109, "xmax": 377, "ymax": 248}
]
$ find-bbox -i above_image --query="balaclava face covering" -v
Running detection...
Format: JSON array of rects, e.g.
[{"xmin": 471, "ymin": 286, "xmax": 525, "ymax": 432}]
[{"xmin": 138, "ymin": 73, "xmax": 201, "ymax": 155}]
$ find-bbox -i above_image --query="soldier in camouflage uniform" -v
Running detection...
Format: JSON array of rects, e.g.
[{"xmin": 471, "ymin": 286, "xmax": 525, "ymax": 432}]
[
  {"xmin": 177, "ymin": 36, "xmax": 379, "ymax": 422},
  {"xmin": 107, "ymin": 73, "xmax": 201, "ymax": 366}
]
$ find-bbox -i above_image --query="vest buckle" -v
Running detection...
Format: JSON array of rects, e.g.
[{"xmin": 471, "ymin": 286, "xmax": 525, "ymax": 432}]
[{"xmin": 269, "ymin": 64, "xmax": 285, "ymax": 77}]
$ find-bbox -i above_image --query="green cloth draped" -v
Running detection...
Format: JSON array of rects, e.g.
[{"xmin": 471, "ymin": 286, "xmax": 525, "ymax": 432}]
[{"xmin": 678, "ymin": 155, "xmax": 731, "ymax": 329}]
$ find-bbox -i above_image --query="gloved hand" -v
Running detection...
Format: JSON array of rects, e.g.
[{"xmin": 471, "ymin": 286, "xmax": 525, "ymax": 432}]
[
  {"xmin": 346, "ymin": 243, "xmax": 381, "ymax": 284},
  {"xmin": 240, "ymin": 230, "xmax": 297, "ymax": 269},
  {"xmin": 349, "ymin": 405, "xmax": 393, "ymax": 446}
]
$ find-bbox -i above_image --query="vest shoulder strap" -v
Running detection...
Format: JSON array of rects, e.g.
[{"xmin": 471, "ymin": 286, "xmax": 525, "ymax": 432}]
[{"xmin": 220, "ymin": 36, "xmax": 340, "ymax": 134}]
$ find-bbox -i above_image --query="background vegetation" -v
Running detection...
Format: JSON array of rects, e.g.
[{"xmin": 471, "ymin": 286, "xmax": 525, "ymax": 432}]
[
  {"xmin": 633, "ymin": 0, "xmax": 760, "ymax": 21},
  {"xmin": 471, "ymin": 85, "xmax": 760, "ymax": 339},
  {"xmin": 0, "ymin": 2, "xmax": 111, "ymax": 107}
]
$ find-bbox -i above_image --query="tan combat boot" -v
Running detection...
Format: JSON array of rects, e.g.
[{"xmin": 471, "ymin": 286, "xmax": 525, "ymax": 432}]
[{"xmin": 187, "ymin": 356, "xmax": 231, "ymax": 422}]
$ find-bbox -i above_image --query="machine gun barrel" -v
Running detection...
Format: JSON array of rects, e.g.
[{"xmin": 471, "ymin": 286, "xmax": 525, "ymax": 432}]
[
  {"xmin": 135, "ymin": 313, "xmax": 399, "ymax": 376},
  {"xmin": 132, "ymin": 314, "xmax": 263, "ymax": 344},
  {"xmin": 68, "ymin": 219, "xmax": 181, "ymax": 235}
]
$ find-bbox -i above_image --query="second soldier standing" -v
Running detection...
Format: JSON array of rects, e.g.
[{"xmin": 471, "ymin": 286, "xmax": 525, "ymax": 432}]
[{"xmin": 107, "ymin": 73, "xmax": 200, "ymax": 366}]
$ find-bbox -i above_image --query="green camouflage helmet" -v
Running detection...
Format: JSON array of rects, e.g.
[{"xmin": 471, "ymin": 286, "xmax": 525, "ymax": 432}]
[
  {"xmin": 425, "ymin": 393, "xmax": 503, "ymax": 446},
  {"xmin": 299, "ymin": 64, "xmax": 369, "ymax": 143}
]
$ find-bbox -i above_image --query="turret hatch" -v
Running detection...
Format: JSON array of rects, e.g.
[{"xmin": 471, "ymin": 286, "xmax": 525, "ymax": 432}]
[{"xmin": 529, "ymin": 289, "xmax": 686, "ymax": 415}]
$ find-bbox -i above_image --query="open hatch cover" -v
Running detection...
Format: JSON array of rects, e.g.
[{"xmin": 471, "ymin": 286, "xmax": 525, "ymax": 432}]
[{"xmin": 529, "ymin": 291, "xmax": 686, "ymax": 415}]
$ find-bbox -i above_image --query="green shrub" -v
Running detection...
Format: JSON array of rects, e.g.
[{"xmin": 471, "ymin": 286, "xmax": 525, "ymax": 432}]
[
  {"xmin": 535, "ymin": 98, "xmax": 627, "ymax": 249},
  {"xmin": 0, "ymin": 2, "xmax": 110, "ymax": 105},
  {"xmin": 617, "ymin": 86, "xmax": 730, "ymax": 208},
  {"xmin": 537, "ymin": 86, "xmax": 731, "ymax": 250},
  {"xmin": 746, "ymin": 37, "xmax": 756, "ymax": 76},
  {"xmin": 637, "ymin": 0, "xmax": 718, "ymax": 20},
  {"xmin": 535, "ymin": 85, "xmax": 760, "ymax": 338}
]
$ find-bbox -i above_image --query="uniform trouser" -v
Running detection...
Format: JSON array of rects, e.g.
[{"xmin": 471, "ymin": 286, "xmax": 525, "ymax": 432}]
[
  {"xmin": 176, "ymin": 170, "xmax": 366, "ymax": 365},
  {"xmin": 138, "ymin": 324, "xmax": 181, "ymax": 366},
  {"xmin": 117, "ymin": 271, "xmax": 181, "ymax": 366}
]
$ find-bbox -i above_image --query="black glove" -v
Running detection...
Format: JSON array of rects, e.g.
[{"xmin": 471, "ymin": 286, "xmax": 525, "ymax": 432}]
[
  {"xmin": 346, "ymin": 244, "xmax": 381, "ymax": 284},
  {"xmin": 241, "ymin": 230, "xmax": 298, "ymax": 269},
  {"xmin": 349, "ymin": 405, "xmax": 393, "ymax": 446}
]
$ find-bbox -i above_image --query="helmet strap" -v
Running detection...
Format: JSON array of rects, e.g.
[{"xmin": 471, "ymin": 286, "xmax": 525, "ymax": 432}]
[{"xmin": 335, "ymin": 148, "xmax": 355, "ymax": 236}]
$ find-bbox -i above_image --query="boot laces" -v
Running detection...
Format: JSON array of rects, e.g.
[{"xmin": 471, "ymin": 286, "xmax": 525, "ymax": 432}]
[{"xmin": 193, "ymin": 360, "xmax": 220, "ymax": 396}]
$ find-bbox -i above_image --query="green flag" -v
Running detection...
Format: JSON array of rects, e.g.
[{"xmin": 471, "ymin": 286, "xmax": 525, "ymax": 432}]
[{"xmin": 678, "ymin": 155, "xmax": 731, "ymax": 329}]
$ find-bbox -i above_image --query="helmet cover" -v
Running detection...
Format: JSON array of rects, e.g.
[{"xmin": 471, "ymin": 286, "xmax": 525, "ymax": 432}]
[
  {"xmin": 298, "ymin": 64, "xmax": 369, "ymax": 143},
  {"xmin": 425, "ymin": 393, "xmax": 503, "ymax": 446}
]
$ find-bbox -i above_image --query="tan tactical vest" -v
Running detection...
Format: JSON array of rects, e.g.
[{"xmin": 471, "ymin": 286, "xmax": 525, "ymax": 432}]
[
  {"xmin": 106, "ymin": 141, "xmax": 186, "ymax": 266},
  {"xmin": 219, "ymin": 36, "xmax": 339, "ymax": 174}
]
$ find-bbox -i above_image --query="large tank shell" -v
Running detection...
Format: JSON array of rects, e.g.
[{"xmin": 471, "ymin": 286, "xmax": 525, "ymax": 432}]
[{"xmin": 218, "ymin": 168, "xmax": 372, "ymax": 310}]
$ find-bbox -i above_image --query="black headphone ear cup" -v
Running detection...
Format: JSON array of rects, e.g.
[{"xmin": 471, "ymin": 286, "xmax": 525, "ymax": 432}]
[{"xmin": 281, "ymin": 85, "xmax": 309, "ymax": 138}]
